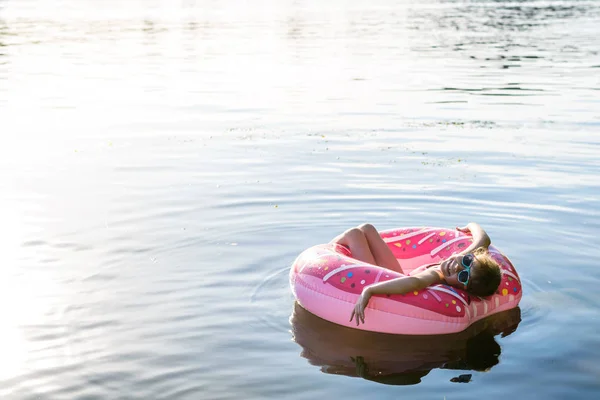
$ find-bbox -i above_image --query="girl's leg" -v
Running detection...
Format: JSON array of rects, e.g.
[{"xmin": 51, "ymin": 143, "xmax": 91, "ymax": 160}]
[
  {"xmin": 330, "ymin": 228, "xmax": 376, "ymax": 265},
  {"xmin": 358, "ymin": 224, "xmax": 403, "ymax": 273},
  {"xmin": 330, "ymin": 224, "xmax": 403, "ymax": 273}
]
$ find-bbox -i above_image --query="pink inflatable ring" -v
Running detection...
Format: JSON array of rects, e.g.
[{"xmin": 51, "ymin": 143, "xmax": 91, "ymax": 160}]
[{"xmin": 290, "ymin": 227, "xmax": 522, "ymax": 335}]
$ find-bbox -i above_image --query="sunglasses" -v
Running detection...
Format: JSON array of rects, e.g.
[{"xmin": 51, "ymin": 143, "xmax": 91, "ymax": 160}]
[{"xmin": 457, "ymin": 254, "xmax": 475, "ymax": 286}]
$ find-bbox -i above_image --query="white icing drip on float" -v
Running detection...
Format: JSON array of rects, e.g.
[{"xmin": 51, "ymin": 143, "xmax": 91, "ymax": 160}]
[
  {"xmin": 430, "ymin": 237, "xmax": 470, "ymax": 256},
  {"xmin": 428, "ymin": 286, "xmax": 468, "ymax": 306},
  {"xmin": 503, "ymin": 270, "xmax": 520, "ymax": 284},
  {"xmin": 374, "ymin": 269, "xmax": 384, "ymax": 283},
  {"xmin": 383, "ymin": 228, "xmax": 438, "ymax": 243},
  {"xmin": 418, "ymin": 232, "xmax": 437, "ymax": 245},
  {"xmin": 426, "ymin": 289, "xmax": 442, "ymax": 302},
  {"xmin": 322, "ymin": 264, "xmax": 372, "ymax": 282}
]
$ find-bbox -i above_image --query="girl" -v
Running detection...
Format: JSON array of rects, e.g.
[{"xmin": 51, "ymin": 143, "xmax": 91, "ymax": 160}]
[{"xmin": 330, "ymin": 223, "xmax": 502, "ymax": 326}]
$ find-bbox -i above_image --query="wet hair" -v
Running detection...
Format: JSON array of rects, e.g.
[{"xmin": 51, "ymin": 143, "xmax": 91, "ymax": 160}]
[{"xmin": 467, "ymin": 247, "xmax": 502, "ymax": 297}]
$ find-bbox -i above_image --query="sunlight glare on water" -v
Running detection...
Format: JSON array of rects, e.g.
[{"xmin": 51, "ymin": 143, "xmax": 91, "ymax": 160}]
[{"xmin": 1, "ymin": 0, "xmax": 600, "ymax": 399}]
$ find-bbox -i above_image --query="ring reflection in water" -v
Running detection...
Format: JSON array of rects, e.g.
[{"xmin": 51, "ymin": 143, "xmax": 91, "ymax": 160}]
[{"xmin": 290, "ymin": 302, "xmax": 521, "ymax": 385}]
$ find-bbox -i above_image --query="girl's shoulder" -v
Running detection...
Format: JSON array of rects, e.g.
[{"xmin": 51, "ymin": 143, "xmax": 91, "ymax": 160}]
[
  {"xmin": 411, "ymin": 264, "xmax": 444, "ymax": 286},
  {"xmin": 409, "ymin": 262, "xmax": 441, "ymax": 276}
]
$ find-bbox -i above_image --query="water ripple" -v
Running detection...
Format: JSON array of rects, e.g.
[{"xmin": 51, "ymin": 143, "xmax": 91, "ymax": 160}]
[{"xmin": 2, "ymin": 0, "xmax": 600, "ymax": 399}]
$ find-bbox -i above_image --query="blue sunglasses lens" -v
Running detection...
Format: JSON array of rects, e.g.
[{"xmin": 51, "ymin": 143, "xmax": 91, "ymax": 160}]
[
  {"xmin": 462, "ymin": 254, "xmax": 474, "ymax": 268},
  {"xmin": 458, "ymin": 269, "xmax": 469, "ymax": 284}
]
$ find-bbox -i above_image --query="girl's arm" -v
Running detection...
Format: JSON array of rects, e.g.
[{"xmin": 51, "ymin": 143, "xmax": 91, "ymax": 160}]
[
  {"xmin": 456, "ymin": 222, "xmax": 491, "ymax": 255},
  {"xmin": 350, "ymin": 269, "xmax": 442, "ymax": 326}
]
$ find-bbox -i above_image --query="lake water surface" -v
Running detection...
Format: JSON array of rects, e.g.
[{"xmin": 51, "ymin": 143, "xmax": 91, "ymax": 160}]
[{"xmin": 1, "ymin": 0, "xmax": 600, "ymax": 399}]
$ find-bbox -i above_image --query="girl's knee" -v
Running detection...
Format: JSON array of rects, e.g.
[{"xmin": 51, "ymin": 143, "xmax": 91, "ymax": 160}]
[
  {"xmin": 358, "ymin": 223, "xmax": 377, "ymax": 235},
  {"xmin": 340, "ymin": 227, "xmax": 364, "ymax": 243}
]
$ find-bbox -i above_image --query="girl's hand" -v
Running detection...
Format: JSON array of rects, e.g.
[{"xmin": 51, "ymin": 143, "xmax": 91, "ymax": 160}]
[
  {"xmin": 350, "ymin": 288, "xmax": 372, "ymax": 326},
  {"xmin": 456, "ymin": 222, "xmax": 491, "ymax": 253},
  {"xmin": 456, "ymin": 225, "xmax": 472, "ymax": 235}
]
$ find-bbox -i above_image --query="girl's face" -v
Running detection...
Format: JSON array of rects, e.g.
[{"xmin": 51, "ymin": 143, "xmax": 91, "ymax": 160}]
[{"xmin": 440, "ymin": 254, "xmax": 479, "ymax": 288}]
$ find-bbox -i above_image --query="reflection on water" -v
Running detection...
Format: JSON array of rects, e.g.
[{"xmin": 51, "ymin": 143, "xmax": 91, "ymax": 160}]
[
  {"xmin": 291, "ymin": 303, "xmax": 521, "ymax": 386},
  {"xmin": 412, "ymin": 1, "xmax": 593, "ymax": 33},
  {"xmin": 0, "ymin": 18, "xmax": 6, "ymax": 73}
]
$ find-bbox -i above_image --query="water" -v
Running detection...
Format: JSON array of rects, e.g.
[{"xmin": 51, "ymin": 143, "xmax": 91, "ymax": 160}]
[{"xmin": 1, "ymin": 0, "xmax": 599, "ymax": 398}]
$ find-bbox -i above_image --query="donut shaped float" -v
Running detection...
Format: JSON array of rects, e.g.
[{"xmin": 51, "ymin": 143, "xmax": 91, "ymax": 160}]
[{"xmin": 290, "ymin": 227, "xmax": 522, "ymax": 335}]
